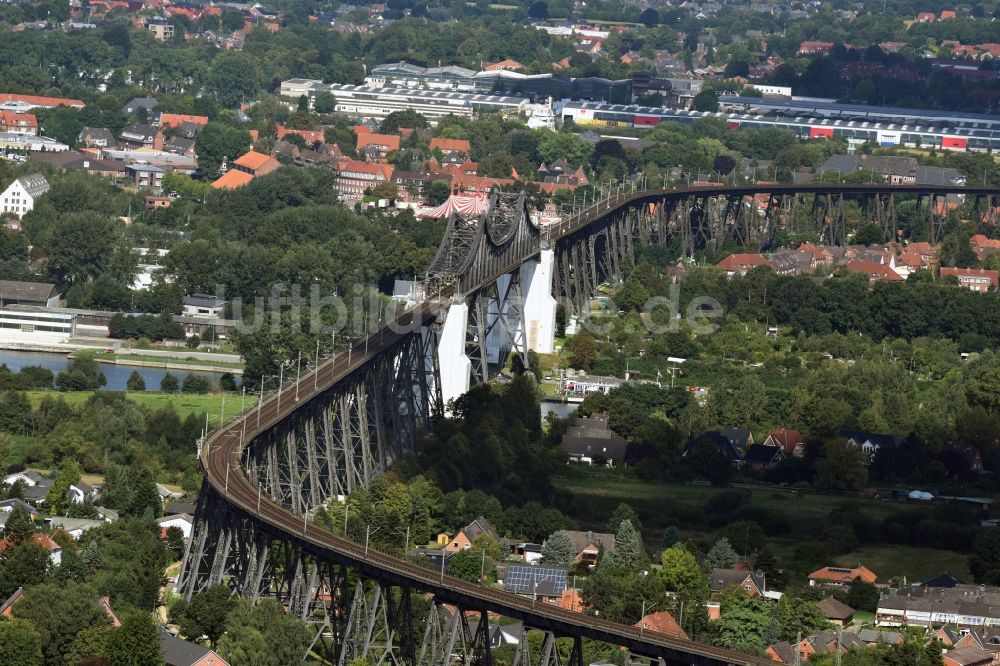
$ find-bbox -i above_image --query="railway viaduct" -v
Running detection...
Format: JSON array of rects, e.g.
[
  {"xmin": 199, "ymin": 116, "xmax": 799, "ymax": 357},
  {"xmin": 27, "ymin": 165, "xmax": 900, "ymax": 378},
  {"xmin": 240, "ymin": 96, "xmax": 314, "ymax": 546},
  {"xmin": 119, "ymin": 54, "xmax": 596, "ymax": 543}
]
[{"xmin": 178, "ymin": 182, "xmax": 999, "ymax": 666}]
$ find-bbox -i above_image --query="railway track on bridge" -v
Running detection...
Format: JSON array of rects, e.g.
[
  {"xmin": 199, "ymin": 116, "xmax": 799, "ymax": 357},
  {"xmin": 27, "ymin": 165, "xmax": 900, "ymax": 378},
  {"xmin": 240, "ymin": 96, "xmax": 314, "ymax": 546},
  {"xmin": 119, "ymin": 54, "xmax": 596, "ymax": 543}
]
[
  {"xmin": 200, "ymin": 302, "xmax": 771, "ymax": 666},
  {"xmin": 195, "ymin": 183, "xmax": 1000, "ymax": 666}
]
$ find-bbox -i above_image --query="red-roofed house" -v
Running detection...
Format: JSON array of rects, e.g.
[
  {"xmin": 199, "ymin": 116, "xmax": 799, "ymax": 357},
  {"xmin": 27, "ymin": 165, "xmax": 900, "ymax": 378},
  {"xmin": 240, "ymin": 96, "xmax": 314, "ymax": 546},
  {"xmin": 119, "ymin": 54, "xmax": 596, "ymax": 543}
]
[
  {"xmin": 276, "ymin": 125, "xmax": 325, "ymax": 145},
  {"xmin": 356, "ymin": 133, "xmax": 401, "ymax": 161},
  {"xmin": 430, "ymin": 138, "xmax": 471, "ymax": 156},
  {"xmin": 232, "ymin": 151, "xmax": 280, "ymax": 177},
  {"xmin": 799, "ymin": 41, "xmax": 834, "ymax": 54},
  {"xmin": 211, "ymin": 169, "xmax": 254, "ymax": 190},
  {"xmin": 940, "ymin": 9, "xmax": 957, "ymax": 19},
  {"xmin": 763, "ymin": 429, "xmax": 805, "ymax": 457},
  {"xmin": 159, "ymin": 114, "xmax": 209, "ymax": 129},
  {"xmin": 846, "ymin": 260, "xmax": 903, "ymax": 282},
  {"xmin": 940, "ymin": 267, "xmax": 999, "ymax": 292},
  {"xmin": 483, "ymin": 59, "xmax": 524, "ymax": 72},
  {"xmin": 0, "ymin": 93, "xmax": 85, "ymax": 110},
  {"xmin": 0, "ymin": 112, "xmax": 38, "ymax": 135},
  {"xmin": 808, "ymin": 565, "xmax": 877, "ymax": 586},
  {"xmin": 716, "ymin": 253, "xmax": 770, "ymax": 277},
  {"xmin": 0, "ymin": 532, "xmax": 61, "ymax": 565},
  {"xmin": 635, "ymin": 611, "xmax": 688, "ymax": 640},
  {"xmin": 916, "ymin": 11, "xmax": 936, "ymax": 21}
]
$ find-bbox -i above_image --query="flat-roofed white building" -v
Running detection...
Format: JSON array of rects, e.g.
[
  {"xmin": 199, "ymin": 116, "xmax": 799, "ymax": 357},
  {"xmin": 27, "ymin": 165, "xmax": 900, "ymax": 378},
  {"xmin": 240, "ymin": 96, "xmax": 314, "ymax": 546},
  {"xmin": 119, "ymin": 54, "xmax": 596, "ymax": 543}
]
[
  {"xmin": 280, "ymin": 81, "xmax": 529, "ymax": 121},
  {"xmin": 0, "ymin": 309, "xmax": 75, "ymax": 343}
]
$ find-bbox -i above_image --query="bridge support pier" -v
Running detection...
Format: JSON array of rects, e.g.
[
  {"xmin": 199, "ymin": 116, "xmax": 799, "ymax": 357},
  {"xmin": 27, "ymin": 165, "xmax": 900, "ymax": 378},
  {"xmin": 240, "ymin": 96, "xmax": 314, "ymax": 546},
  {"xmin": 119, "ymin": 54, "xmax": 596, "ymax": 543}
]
[
  {"xmin": 437, "ymin": 301, "xmax": 472, "ymax": 412},
  {"xmin": 520, "ymin": 249, "xmax": 556, "ymax": 354}
]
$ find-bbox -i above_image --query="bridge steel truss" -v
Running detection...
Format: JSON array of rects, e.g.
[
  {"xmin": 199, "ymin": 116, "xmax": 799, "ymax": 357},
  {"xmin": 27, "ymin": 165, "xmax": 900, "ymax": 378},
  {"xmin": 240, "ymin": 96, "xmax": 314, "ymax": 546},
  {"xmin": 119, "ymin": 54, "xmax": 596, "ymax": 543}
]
[{"xmin": 181, "ymin": 183, "xmax": 1000, "ymax": 666}]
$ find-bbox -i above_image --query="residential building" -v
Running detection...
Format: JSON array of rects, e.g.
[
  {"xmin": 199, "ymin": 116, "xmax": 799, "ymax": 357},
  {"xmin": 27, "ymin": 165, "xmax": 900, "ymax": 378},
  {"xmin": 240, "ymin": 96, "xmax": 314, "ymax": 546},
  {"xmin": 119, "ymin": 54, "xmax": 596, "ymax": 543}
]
[
  {"xmin": 0, "ymin": 280, "xmax": 59, "ymax": 306},
  {"xmin": 0, "ymin": 133, "xmax": 68, "ymax": 152},
  {"xmin": 0, "ymin": 532, "xmax": 61, "ymax": 565},
  {"xmin": 445, "ymin": 516, "xmax": 499, "ymax": 552},
  {"xmin": 0, "ymin": 173, "xmax": 49, "ymax": 217},
  {"xmin": 125, "ymin": 163, "xmax": 165, "ymax": 188},
  {"xmin": 160, "ymin": 630, "xmax": 230, "ymax": 666},
  {"xmin": 845, "ymin": 260, "xmax": 904, "ymax": 283},
  {"xmin": 817, "ymin": 597, "xmax": 856, "ymax": 626},
  {"xmin": 635, "ymin": 610, "xmax": 688, "ymax": 640},
  {"xmin": 686, "ymin": 431, "xmax": 745, "ymax": 466},
  {"xmin": 78, "ymin": 126, "xmax": 114, "ymax": 147},
  {"xmin": 561, "ymin": 530, "xmax": 615, "ymax": 566},
  {"xmin": 941, "ymin": 267, "xmax": 998, "ymax": 292},
  {"xmin": 159, "ymin": 114, "xmax": 208, "ymax": 130},
  {"xmin": 877, "ymin": 584, "xmax": 1000, "ymax": 629},
  {"xmin": 837, "ymin": 430, "xmax": 903, "ymax": 459},
  {"xmin": 335, "ymin": 159, "xmax": 394, "ymax": 200},
  {"xmin": 47, "ymin": 517, "xmax": 105, "ymax": 539},
  {"xmin": 429, "ymin": 137, "xmax": 471, "ymax": 156},
  {"xmin": 763, "ymin": 429, "xmax": 805, "ymax": 457},
  {"xmin": 484, "ymin": 59, "xmax": 524, "ymax": 72},
  {"xmin": 716, "ymin": 253, "xmax": 769, "ymax": 277},
  {"xmin": 356, "ymin": 133, "xmax": 400, "ymax": 161},
  {"xmin": 183, "ymin": 294, "xmax": 227, "ymax": 318},
  {"xmin": 232, "ymin": 151, "xmax": 280, "ymax": 177},
  {"xmin": 742, "ymin": 444, "xmax": 784, "ymax": 470},
  {"xmin": 857, "ymin": 629, "xmax": 903, "ymax": 646},
  {"xmin": 211, "ymin": 170, "xmax": 254, "ymax": 190},
  {"xmin": 163, "ymin": 135, "xmax": 196, "ymax": 156},
  {"xmin": 147, "ymin": 16, "xmax": 175, "ymax": 41},
  {"xmin": 560, "ymin": 374, "xmax": 624, "ymax": 395},
  {"xmin": 560, "ymin": 413, "xmax": 628, "ymax": 467},
  {"xmin": 122, "ymin": 97, "xmax": 158, "ymax": 117},
  {"xmin": 943, "ymin": 648, "xmax": 995, "ymax": 666},
  {"xmin": 157, "ymin": 513, "xmax": 194, "ymax": 540},
  {"xmin": 0, "ymin": 93, "xmax": 85, "ymax": 112},
  {"xmin": 0, "ymin": 111, "xmax": 37, "ymax": 135},
  {"xmin": 120, "ymin": 123, "xmax": 160, "ymax": 149},
  {"xmin": 709, "ymin": 568, "xmax": 766, "ymax": 596},
  {"xmin": 809, "ymin": 564, "xmax": 877, "ymax": 586}
]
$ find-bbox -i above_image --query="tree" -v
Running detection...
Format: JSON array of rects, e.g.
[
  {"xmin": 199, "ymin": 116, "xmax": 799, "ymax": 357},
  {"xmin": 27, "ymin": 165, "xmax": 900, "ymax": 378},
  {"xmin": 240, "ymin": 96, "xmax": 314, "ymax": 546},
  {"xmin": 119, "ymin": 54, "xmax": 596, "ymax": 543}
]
[
  {"xmin": 704, "ymin": 537, "xmax": 739, "ymax": 570},
  {"xmin": 639, "ymin": 7, "xmax": 659, "ymax": 26},
  {"xmin": 182, "ymin": 374, "xmax": 212, "ymax": 394},
  {"xmin": 45, "ymin": 213, "xmax": 115, "ymax": 286},
  {"xmin": 528, "ymin": 0, "xmax": 548, "ymax": 19},
  {"xmin": 608, "ymin": 503, "xmax": 642, "ymax": 536},
  {"xmin": 847, "ymin": 578, "xmax": 880, "ymax": 612},
  {"xmin": 691, "ymin": 89, "xmax": 719, "ymax": 112},
  {"xmin": 207, "ymin": 52, "xmax": 262, "ymax": 108},
  {"xmin": 66, "ymin": 625, "xmax": 114, "ymax": 666},
  {"xmin": 815, "ymin": 440, "xmax": 869, "ymax": 491},
  {"xmin": 126, "ymin": 371, "xmax": 145, "ymax": 392},
  {"xmin": 659, "ymin": 546, "xmax": 706, "ymax": 597},
  {"xmin": 160, "ymin": 373, "xmax": 179, "ymax": 392},
  {"xmin": 424, "ymin": 180, "xmax": 451, "ymax": 206},
  {"xmin": 219, "ymin": 373, "xmax": 238, "ymax": 392},
  {"xmin": 568, "ymin": 330, "xmax": 597, "ymax": 371},
  {"xmin": 217, "ymin": 599, "xmax": 314, "ymax": 666},
  {"xmin": 714, "ymin": 595, "xmax": 770, "ymax": 653},
  {"xmin": 175, "ymin": 586, "xmax": 235, "ymax": 647},
  {"xmin": 45, "ymin": 459, "xmax": 82, "ymax": 517},
  {"xmin": 313, "ymin": 91, "xmax": 337, "ymax": 115},
  {"xmin": 0, "ymin": 618, "xmax": 42, "ymax": 666},
  {"xmin": 11, "ymin": 582, "xmax": 111, "ymax": 666},
  {"xmin": 537, "ymin": 131, "xmax": 592, "ymax": 167},
  {"xmin": 106, "ymin": 613, "xmax": 162, "ymax": 666},
  {"xmin": 971, "ymin": 529, "xmax": 1000, "ymax": 584},
  {"xmin": 609, "ymin": 519, "xmax": 645, "ymax": 570},
  {"xmin": 448, "ymin": 548, "xmax": 494, "ymax": 583},
  {"xmin": 854, "ymin": 223, "xmax": 885, "ymax": 246},
  {"xmin": 2, "ymin": 506, "xmax": 34, "ymax": 545},
  {"xmin": 0, "ymin": 541, "xmax": 50, "ymax": 600},
  {"xmin": 541, "ymin": 530, "xmax": 575, "ymax": 568},
  {"xmin": 195, "ymin": 122, "xmax": 253, "ymax": 178}
]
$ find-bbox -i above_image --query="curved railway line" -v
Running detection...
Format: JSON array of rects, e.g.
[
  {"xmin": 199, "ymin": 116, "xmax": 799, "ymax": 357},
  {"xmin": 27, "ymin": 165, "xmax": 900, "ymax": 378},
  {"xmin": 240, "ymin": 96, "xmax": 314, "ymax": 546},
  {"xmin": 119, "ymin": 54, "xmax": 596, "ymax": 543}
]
[{"xmin": 198, "ymin": 183, "xmax": 1000, "ymax": 666}]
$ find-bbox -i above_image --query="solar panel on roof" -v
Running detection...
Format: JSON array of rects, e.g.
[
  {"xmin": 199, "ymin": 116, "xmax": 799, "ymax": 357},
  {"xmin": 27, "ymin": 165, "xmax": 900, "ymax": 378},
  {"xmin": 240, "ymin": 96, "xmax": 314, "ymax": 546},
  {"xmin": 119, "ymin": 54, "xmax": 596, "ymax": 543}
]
[{"xmin": 504, "ymin": 566, "xmax": 568, "ymax": 595}]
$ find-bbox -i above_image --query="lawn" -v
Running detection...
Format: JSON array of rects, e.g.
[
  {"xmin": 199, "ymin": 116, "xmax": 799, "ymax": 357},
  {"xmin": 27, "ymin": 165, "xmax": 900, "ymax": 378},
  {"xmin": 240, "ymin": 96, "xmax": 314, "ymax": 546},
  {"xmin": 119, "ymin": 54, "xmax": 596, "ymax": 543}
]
[
  {"xmin": 832, "ymin": 545, "xmax": 971, "ymax": 583},
  {"xmin": 25, "ymin": 391, "xmax": 257, "ymax": 424}
]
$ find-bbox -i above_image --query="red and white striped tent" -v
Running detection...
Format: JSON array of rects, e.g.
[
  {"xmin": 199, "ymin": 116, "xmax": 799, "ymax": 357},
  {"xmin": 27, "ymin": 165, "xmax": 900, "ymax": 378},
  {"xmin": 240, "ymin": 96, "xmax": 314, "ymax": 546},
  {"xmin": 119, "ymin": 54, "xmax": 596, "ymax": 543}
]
[{"xmin": 415, "ymin": 193, "xmax": 489, "ymax": 219}]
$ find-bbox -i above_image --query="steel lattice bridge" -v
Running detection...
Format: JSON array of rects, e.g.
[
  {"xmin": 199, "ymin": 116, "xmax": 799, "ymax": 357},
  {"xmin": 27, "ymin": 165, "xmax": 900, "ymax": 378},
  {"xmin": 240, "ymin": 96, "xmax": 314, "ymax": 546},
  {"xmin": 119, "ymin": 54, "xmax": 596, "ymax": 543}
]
[{"xmin": 179, "ymin": 183, "xmax": 1000, "ymax": 666}]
